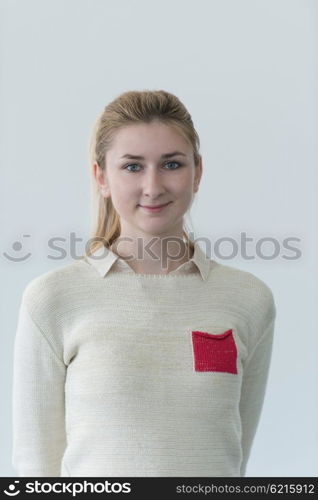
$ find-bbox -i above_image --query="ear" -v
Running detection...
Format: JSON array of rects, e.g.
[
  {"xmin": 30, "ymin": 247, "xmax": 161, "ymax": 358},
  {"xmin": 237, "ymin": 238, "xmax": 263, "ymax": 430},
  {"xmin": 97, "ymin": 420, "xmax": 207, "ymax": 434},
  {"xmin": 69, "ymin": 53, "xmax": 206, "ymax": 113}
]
[
  {"xmin": 193, "ymin": 155, "xmax": 203, "ymax": 193},
  {"xmin": 93, "ymin": 162, "xmax": 111, "ymax": 198}
]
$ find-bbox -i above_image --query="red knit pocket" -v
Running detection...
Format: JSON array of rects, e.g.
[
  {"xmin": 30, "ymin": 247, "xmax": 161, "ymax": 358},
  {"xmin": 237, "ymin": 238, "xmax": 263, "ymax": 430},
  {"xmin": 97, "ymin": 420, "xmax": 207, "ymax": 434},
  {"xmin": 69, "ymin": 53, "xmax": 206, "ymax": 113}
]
[{"xmin": 191, "ymin": 329, "xmax": 238, "ymax": 374}]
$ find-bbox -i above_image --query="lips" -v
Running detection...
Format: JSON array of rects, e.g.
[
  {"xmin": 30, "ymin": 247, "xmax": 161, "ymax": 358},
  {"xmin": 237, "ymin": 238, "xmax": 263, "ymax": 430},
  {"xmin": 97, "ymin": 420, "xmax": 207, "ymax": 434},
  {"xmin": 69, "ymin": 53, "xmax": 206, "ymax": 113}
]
[
  {"xmin": 138, "ymin": 201, "xmax": 172, "ymax": 213},
  {"xmin": 140, "ymin": 202, "xmax": 170, "ymax": 208}
]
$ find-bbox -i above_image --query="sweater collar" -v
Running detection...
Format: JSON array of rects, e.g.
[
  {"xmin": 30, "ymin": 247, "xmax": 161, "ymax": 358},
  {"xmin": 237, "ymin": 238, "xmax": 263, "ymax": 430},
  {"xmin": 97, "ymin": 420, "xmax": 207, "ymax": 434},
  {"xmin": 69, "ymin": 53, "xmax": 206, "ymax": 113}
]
[{"xmin": 84, "ymin": 240, "xmax": 211, "ymax": 281}]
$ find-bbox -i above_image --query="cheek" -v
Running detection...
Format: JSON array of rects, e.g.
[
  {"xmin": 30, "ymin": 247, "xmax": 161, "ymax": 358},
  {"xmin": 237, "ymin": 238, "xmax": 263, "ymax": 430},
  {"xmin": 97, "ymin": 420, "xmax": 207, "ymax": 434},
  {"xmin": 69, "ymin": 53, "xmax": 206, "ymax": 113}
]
[
  {"xmin": 110, "ymin": 183, "xmax": 139, "ymax": 213},
  {"xmin": 109, "ymin": 178, "xmax": 132, "ymax": 199},
  {"xmin": 175, "ymin": 170, "xmax": 194, "ymax": 189},
  {"xmin": 174, "ymin": 176, "xmax": 195, "ymax": 207},
  {"xmin": 173, "ymin": 176, "xmax": 194, "ymax": 198}
]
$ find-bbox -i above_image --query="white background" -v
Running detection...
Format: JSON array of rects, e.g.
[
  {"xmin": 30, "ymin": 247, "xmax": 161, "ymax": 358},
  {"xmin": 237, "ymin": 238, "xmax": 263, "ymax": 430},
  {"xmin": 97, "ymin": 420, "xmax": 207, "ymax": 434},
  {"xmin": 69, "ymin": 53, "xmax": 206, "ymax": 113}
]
[{"xmin": 1, "ymin": 0, "xmax": 317, "ymax": 476}]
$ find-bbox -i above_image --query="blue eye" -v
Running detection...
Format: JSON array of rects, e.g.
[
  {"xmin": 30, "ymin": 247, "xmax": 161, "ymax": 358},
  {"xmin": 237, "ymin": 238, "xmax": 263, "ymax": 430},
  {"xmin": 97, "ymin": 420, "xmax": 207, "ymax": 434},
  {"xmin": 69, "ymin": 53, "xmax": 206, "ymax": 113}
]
[
  {"xmin": 125, "ymin": 164, "xmax": 141, "ymax": 172},
  {"xmin": 165, "ymin": 161, "xmax": 181, "ymax": 170},
  {"xmin": 124, "ymin": 161, "xmax": 181, "ymax": 172}
]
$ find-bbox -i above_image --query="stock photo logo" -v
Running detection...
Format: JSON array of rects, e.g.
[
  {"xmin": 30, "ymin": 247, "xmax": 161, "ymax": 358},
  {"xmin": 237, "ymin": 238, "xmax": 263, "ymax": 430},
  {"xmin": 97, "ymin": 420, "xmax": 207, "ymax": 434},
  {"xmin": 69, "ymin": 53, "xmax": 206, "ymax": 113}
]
[
  {"xmin": 2, "ymin": 231, "xmax": 302, "ymax": 263},
  {"xmin": 3, "ymin": 235, "xmax": 32, "ymax": 262},
  {"xmin": 3, "ymin": 481, "xmax": 20, "ymax": 496}
]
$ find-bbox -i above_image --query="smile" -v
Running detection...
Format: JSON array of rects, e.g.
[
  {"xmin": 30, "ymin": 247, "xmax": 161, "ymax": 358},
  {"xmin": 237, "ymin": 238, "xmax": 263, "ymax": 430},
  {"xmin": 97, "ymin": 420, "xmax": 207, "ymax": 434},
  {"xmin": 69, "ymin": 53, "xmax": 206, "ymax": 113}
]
[{"xmin": 139, "ymin": 202, "xmax": 171, "ymax": 212}]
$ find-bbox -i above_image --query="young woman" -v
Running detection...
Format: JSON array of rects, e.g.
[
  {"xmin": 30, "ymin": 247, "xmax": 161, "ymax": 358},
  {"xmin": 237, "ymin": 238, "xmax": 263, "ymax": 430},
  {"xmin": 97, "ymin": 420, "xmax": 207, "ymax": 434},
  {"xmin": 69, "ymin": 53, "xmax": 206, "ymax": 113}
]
[{"xmin": 12, "ymin": 89, "xmax": 276, "ymax": 477}]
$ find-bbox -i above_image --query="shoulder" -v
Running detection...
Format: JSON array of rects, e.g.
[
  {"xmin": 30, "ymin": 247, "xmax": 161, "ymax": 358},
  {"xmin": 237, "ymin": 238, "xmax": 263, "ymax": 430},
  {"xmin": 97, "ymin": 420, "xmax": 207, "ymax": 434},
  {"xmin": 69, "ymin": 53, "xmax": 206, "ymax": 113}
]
[
  {"xmin": 210, "ymin": 260, "xmax": 276, "ymax": 320},
  {"xmin": 21, "ymin": 258, "xmax": 87, "ymax": 316}
]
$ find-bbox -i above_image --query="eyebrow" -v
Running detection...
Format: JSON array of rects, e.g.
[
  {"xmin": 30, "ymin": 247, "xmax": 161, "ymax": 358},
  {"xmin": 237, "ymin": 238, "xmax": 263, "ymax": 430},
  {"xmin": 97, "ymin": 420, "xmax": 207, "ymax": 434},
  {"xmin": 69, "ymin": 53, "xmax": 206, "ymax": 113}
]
[{"xmin": 120, "ymin": 151, "xmax": 187, "ymax": 160}]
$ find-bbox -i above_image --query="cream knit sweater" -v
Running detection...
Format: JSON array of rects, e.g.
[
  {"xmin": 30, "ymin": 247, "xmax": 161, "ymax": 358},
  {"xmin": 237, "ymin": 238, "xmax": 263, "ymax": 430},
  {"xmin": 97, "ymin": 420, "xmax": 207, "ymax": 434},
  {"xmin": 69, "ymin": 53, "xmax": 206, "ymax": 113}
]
[{"xmin": 12, "ymin": 241, "xmax": 276, "ymax": 477}]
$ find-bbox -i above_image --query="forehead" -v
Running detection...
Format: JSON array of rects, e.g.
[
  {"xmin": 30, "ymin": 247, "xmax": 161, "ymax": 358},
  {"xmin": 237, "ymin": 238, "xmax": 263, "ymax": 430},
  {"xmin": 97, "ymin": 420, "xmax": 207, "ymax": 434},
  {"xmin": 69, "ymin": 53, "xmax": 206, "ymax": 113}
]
[{"xmin": 109, "ymin": 122, "xmax": 191, "ymax": 156}]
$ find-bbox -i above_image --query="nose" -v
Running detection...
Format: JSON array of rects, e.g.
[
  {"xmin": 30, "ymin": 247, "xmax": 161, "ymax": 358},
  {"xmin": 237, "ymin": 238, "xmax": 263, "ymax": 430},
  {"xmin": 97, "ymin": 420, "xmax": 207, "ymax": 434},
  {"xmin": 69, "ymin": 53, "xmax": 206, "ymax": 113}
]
[{"xmin": 141, "ymin": 167, "xmax": 166, "ymax": 198}]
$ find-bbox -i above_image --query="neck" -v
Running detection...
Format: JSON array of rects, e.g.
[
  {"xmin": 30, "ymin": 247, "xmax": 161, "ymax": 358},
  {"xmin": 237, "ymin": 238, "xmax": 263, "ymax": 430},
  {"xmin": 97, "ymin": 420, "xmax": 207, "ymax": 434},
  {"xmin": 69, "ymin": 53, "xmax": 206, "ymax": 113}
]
[{"xmin": 110, "ymin": 236, "xmax": 193, "ymax": 275}]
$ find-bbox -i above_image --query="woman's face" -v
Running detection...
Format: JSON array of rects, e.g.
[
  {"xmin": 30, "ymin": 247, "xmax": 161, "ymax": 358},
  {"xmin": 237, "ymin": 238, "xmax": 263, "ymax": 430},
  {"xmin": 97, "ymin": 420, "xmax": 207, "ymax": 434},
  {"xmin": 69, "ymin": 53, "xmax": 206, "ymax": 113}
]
[{"xmin": 94, "ymin": 121, "xmax": 202, "ymax": 241}]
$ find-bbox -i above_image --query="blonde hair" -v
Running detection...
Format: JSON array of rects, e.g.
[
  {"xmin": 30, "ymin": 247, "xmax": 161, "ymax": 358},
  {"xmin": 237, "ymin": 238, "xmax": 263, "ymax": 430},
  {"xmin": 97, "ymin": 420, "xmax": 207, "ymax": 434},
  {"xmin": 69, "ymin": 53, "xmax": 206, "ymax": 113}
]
[{"xmin": 85, "ymin": 89, "xmax": 201, "ymax": 258}]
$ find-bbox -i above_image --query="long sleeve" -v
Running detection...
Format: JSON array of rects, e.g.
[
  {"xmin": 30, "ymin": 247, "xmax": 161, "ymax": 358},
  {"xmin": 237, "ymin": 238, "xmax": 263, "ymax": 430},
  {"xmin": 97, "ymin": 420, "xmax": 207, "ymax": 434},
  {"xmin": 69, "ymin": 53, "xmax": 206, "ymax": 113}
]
[
  {"xmin": 12, "ymin": 297, "xmax": 67, "ymax": 476},
  {"xmin": 239, "ymin": 315, "xmax": 276, "ymax": 476},
  {"xmin": 10, "ymin": 247, "xmax": 277, "ymax": 477}
]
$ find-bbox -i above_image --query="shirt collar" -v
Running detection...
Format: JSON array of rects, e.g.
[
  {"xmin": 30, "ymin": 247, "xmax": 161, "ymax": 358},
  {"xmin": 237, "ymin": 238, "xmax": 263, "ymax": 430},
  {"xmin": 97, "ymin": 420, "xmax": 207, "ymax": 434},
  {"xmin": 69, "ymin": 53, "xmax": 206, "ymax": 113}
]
[{"xmin": 84, "ymin": 240, "xmax": 211, "ymax": 281}]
